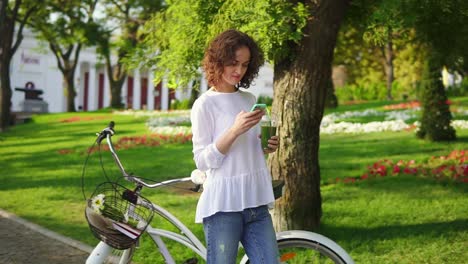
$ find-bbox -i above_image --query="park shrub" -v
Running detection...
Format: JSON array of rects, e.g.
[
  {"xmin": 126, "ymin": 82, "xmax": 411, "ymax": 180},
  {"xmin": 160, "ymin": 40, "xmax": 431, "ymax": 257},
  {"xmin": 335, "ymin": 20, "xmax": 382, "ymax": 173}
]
[
  {"xmin": 335, "ymin": 81, "xmax": 387, "ymax": 102},
  {"xmin": 416, "ymin": 55, "xmax": 456, "ymax": 141},
  {"xmin": 257, "ymin": 94, "xmax": 273, "ymax": 106},
  {"xmin": 446, "ymin": 77, "xmax": 468, "ymax": 97},
  {"xmin": 391, "ymin": 80, "xmax": 418, "ymax": 101},
  {"xmin": 170, "ymin": 99, "xmax": 191, "ymax": 110}
]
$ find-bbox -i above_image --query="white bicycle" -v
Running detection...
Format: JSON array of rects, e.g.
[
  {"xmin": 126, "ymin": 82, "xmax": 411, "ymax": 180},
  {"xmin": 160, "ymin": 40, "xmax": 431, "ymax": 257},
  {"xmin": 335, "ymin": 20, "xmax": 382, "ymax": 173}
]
[{"xmin": 84, "ymin": 122, "xmax": 354, "ymax": 264}]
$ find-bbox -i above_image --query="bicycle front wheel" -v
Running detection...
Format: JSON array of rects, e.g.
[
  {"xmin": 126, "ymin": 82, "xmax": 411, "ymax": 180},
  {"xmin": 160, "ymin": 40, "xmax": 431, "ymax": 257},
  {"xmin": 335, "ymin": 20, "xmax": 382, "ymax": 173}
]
[{"xmin": 112, "ymin": 245, "xmax": 136, "ymax": 264}]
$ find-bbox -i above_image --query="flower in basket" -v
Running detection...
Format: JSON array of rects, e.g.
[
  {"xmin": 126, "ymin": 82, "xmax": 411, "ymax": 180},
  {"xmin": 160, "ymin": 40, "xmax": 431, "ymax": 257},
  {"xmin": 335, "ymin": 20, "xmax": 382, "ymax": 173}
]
[
  {"xmin": 90, "ymin": 194, "xmax": 125, "ymax": 222},
  {"xmin": 91, "ymin": 194, "xmax": 105, "ymax": 213}
]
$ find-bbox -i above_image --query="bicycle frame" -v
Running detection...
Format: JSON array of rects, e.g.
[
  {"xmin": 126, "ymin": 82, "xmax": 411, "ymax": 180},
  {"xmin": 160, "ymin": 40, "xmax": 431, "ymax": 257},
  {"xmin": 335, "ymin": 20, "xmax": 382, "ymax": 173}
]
[
  {"xmin": 145, "ymin": 199, "xmax": 207, "ymax": 263},
  {"xmin": 86, "ymin": 132, "xmax": 207, "ymax": 264},
  {"xmin": 86, "ymin": 125, "xmax": 355, "ymax": 264}
]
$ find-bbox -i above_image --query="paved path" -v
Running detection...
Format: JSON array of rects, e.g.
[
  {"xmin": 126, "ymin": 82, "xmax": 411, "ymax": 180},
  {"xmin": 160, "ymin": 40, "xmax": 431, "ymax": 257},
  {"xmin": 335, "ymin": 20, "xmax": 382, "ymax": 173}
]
[{"xmin": 0, "ymin": 209, "xmax": 92, "ymax": 264}]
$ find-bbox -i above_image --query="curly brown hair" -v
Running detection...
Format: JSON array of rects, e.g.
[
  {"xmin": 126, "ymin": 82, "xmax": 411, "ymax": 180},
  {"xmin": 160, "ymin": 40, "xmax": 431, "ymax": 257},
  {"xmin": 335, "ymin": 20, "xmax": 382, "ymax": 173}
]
[{"xmin": 202, "ymin": 29, "xmax": 264, "ymax": 89}]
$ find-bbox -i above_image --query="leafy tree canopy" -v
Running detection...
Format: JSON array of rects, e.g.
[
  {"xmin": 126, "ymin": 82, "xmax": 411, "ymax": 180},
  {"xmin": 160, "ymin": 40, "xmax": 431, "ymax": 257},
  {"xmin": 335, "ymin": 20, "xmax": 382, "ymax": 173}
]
[{"xmin": 138, "ymin": 0, "xmax": 308, "ymax": 88}]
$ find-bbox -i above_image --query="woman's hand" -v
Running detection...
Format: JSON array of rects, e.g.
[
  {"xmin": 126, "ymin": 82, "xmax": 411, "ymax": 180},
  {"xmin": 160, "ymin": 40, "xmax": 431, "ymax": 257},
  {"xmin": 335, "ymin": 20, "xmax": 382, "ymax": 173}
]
[
  {"xmin": 216, "ymin": 110, "xmax": 264, "ymax": 154},
  {"xmin": 263, "ymin": 135, "xmax": 279, "ymax": 154},
  {"xmin": 229, "ymin": 110, "xmax": 264, "ymax": 136}
]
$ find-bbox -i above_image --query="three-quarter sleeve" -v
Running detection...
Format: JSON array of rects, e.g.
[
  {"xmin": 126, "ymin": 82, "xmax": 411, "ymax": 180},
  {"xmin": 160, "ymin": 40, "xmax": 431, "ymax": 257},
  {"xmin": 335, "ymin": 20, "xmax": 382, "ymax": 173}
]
[{"xmin": 191, "ymin": 98, "xmax": 226, "ymax": 171}]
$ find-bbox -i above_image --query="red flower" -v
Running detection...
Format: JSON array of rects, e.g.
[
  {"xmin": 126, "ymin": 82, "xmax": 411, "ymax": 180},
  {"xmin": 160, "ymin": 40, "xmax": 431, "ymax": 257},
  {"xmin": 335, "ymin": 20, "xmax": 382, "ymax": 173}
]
[{"xmin": 403, "ymin": 167, "xmax": 413, "ymax": 174}]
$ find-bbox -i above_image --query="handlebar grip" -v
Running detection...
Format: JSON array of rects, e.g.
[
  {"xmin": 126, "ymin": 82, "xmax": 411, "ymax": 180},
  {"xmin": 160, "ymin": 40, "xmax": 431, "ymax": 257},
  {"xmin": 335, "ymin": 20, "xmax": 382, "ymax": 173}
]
[{"xmin": 96, "ymin": 121, "xmax": 116, "ymax": 144}]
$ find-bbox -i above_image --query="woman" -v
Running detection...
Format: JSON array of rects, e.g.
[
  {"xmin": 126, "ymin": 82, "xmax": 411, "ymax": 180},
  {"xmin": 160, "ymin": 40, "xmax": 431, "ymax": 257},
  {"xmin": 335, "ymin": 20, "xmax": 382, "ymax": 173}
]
[{"xmin": 190, "ymin": 29, "xmax": 280, "ymax": 263}]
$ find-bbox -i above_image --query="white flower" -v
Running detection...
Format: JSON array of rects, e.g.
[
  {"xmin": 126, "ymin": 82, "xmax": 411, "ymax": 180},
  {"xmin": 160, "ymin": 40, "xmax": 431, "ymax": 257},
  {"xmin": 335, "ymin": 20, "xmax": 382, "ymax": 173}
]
[
  {"xmin": 148, "ymin": 126, "xmax": 192, "ymax": 136},
  {"xmin": 452, "ymin": 120, "xmax": 468, "ymax": 130},
  {"xmin": 114, "ymin": 109, "xmax": 191, "ymax": 118},
  {"xmin": 320, "ymin": 120, "xmax": 410, "ymax": 134},
  {"xmin": 91, "ymin": 194, "xmax": 105, "ymax": 213}
]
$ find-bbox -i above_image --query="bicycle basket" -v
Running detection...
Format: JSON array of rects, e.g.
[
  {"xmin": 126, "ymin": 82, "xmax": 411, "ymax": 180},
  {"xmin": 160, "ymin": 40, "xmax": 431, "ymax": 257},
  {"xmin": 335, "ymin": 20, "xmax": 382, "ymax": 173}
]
[{"xmin": 85, "ymin": 182, "xmax": 154, "ymax": 250}]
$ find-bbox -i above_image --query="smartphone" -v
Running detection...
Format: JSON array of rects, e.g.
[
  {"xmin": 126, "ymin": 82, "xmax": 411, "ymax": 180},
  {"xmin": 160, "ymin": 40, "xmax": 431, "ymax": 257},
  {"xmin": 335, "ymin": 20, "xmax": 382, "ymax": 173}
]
[{"xmin": 250, "ymin": 103, "xmax": 267, "ymax": 112}]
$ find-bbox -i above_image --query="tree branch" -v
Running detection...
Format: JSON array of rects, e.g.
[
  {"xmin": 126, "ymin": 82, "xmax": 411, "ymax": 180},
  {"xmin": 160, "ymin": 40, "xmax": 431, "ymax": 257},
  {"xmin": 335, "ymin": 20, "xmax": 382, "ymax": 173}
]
[
  {"xmin": 12, "ymin": 5, "xmax": 38, "ymax": 55},
  {"xmin": 49, "ymin": 43, "xmax": 65, "ymax": 72}
]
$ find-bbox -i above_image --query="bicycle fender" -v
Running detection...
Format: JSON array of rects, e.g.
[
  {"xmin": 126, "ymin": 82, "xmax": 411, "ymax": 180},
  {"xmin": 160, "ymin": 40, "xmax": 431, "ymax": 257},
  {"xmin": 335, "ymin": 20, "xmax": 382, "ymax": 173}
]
[
  {"xmin": 86, "ymin": 241, "xmax": 113, "ymax": 264},
  {"xmin": 277, "ymin": 230, "xmax": 354, "ymax": 264},
  {"xmin": 239, "ymin": 230, "xmax": 354, "ymax": 264}
]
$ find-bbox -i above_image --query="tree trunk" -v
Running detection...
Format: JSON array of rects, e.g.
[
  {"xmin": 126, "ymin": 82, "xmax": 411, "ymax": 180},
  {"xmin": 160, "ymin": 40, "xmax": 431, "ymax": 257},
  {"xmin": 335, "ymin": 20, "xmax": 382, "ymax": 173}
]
[
  {"xmin": 49, "ymin": 43, "xmax": 81, "ymax": 113},
  {"xmin": 107, "ymin": 61, "xmax": 126, "ymax": 109},
  {"xmin": 0, "ymin": 8, "xmax": 14, "ymax": 131},
  {"xmin": 64, "ymin": 69, "xmax": 76, "ymax": 112},
  {"xmin": 109, "ymin": 77, "xmax": 126, "ymax": 109},
  {"xmin": 189, "ymin": 79, "xmax": 200, "ymax": 108},
  {"xmin": 382, "ymin": 33, "xmax": 394, "ymax": 101},
  {"xmin": 0, "ymin": 56, "xmax": 13, "ymax": 131},
  {"xmin": 270, "ymin": 0, "xmax": 349, "ymax": 231}
]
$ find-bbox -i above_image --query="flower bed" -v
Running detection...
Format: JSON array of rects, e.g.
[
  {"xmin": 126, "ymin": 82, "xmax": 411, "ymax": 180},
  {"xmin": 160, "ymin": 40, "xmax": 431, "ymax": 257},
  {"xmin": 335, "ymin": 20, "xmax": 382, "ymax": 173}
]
[
  {"xmin": 86, "ymin": 134, "xmax": 192, "ymax": 154},
  {"xmin": 59, "ymin": 116, "xmax": 108, "ymax": 123},
  {"xmin": 335, "ymin": 150, "xmax": 468, "ymax": 184}
]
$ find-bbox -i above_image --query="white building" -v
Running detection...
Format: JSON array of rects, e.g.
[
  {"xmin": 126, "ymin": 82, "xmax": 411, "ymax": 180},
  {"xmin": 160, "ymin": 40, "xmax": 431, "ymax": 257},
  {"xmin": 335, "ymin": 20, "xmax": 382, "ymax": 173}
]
[{"xmin": 10, "ymin": 28, "xmax": 274, "ymax": 113}]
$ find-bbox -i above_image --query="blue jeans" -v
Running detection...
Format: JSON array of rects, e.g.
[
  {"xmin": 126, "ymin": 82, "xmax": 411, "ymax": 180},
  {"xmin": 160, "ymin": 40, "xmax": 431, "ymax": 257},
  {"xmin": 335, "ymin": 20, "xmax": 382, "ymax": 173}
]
[{"xmin": 203, "ymin": 205, "xmax": 280, "ymax": 264}]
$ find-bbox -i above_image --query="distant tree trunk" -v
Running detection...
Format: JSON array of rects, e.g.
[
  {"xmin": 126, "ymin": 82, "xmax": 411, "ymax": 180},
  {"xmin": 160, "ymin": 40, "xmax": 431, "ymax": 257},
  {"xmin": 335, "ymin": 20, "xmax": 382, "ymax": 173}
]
[
  {"xmin": 0, "ymin": 0, "xmax": 31, "ymax": 130},
  {"xmin": 325, "ymin": 77, "xmax": 338, "ymax": 108},
  {"xmin": 49, "ymin": 43, "xmax": 81, "ymax": 112},
  {"xmin": 416, "ymin": 50, "xmax": 456, "ymax": 141},
  {"xmin": 382, "ymin": 30, "xmax": 394, "ymax": 101},
  {"xmin": 64, "ymin": 68, "xmax": 77, "ymax": 112},
  {"xmin": 189, "ymin": 79, "xmax": 200, "ymax": 108},
  {"xmin": 0, "ymin": 1, "xmax": 14, "ymax": 131},
  {"xmin": 109, "ymin": 77, "xmax": 126, "ymax": 109},
  {"xmin": 0, "ymin": 24, "xmax": 13, "ymax": 130},
  {"xmin": 269, "ymin": 0, "xmax": 349, "ymax": 231},
  {"xmin": 105, "ymin": 56, "xmax": 126, "ymax": 109},
  {"xmin": 0, "ymin": 55, "xmax": 13, "ymax": 131}
]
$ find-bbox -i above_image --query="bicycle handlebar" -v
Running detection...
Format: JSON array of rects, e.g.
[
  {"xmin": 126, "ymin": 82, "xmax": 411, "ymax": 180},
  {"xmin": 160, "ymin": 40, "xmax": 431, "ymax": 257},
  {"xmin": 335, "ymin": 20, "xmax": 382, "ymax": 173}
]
[
  {"xmin": 95, "ymin": 121, "xmax": 194, "ymax": 189},
  {"xmin": 96, "ymin": 121, "xmax": 115, "ymax": 144}
]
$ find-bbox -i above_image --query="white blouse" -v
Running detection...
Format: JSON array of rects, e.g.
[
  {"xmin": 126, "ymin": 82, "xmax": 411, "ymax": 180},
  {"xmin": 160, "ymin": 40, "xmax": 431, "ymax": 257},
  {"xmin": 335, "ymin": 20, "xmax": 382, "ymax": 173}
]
[{"xmin": 191, "ymin": 89, "xmax": 275, "ymax": 223}]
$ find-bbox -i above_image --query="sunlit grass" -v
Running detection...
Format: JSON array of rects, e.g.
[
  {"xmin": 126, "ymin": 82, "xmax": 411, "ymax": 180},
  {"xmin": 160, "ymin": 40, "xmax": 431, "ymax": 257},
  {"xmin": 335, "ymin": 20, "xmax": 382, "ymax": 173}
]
[{"xmin": 0, "ymin": 104, "xmax": 467, "ymax": 263}]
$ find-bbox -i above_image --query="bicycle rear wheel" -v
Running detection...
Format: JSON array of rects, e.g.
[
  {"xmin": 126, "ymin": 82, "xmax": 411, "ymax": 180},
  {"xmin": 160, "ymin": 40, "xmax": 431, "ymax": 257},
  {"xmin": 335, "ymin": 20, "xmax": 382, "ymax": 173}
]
[
  {"xmin": 277, "ymin": 237, "xmax": 348, "ymax": 263},
  {"xmin": 243, "ymin": 237, "xmax": 349, "ymax": 264}
]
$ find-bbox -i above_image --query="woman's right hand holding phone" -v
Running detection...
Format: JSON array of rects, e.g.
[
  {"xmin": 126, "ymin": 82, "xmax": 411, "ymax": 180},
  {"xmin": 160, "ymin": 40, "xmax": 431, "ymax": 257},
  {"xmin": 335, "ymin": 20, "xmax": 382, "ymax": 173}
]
[
  {"xmin": 215, "ymin": 109, "xmax": 264, "ymax": 155},
  {"xmin": 230, "ymin": 110, "xmax": 264, "ymax": 136}
]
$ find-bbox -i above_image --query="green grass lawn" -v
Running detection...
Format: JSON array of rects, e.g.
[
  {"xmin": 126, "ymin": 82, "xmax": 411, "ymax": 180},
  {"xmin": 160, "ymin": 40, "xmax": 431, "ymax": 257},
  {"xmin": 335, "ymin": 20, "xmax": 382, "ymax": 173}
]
[{"xmin": 0, "ymin": 104, "xmax": 467, "ymax": 263}]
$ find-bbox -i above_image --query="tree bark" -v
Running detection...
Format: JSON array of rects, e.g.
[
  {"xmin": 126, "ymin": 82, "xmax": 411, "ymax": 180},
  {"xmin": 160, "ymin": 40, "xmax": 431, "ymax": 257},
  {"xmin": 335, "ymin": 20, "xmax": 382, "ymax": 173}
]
[
  {"xmin": 0, "ymin": 51, "xmax": 13, "ymax": 131},
  {"xmin": 0, "ymin": 2, "xmax": 14, "ymax": 131},
  {"xmin": 49, "ymin": 43, "xmax": 81, "ymax": 112},
  {"xmin": 270, "ymin": 0, "xmax": 349, "ymax": 231},
  {"xmin": 381, "ymin": 30, "xmax": 394, "ymax": 101},
  {"xmin": 109, "ymin": 76, "xmax": 126, "ymax": 109},
  {"xmin": 0, "ymin": 0, "xmax": 36, "ymax": 130},
  {"xmin": 105, "ymin": 55, "xmax": 126, "ymax": 109},
  {"xmin": 64, "ymin": 68, "xmax": 77, "ymax": 112}
]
